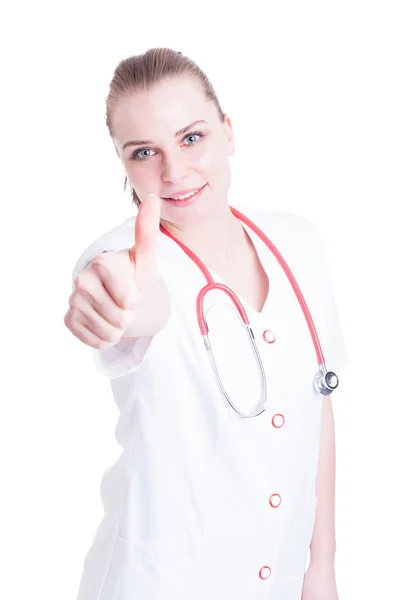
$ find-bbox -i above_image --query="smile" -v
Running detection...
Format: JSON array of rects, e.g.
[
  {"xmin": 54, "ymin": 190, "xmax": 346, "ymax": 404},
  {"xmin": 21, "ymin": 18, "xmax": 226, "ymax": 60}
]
[{"xmin": 163, "ymin": 184, "xmax": 207, "ymax": 206}]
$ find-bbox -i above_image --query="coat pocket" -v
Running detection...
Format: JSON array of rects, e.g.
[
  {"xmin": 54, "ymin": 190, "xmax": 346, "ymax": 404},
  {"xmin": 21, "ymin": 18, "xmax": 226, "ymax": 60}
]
[{"xmin": 100, "ymin": 536, "xmax": 201, "ymax": 600}]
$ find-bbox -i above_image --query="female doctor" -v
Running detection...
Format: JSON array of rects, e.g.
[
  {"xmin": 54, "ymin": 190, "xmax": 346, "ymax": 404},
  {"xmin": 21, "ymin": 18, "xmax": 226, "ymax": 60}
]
[{"xmin": 65, "ymin": 47, "xmax": 348, "ymax": 600}]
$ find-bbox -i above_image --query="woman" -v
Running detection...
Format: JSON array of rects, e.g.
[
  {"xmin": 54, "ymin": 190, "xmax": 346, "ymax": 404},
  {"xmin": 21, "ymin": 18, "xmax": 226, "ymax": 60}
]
[{"xmin": 65, "ymin": 47, "xmax": 348, "ymax": 600}]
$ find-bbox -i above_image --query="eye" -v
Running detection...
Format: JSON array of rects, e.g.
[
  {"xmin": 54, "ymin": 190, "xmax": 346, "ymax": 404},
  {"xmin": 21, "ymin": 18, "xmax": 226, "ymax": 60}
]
[
  {"xmin": 184, "ymin": 132, "xmax": 204, "ymax": 145},
  {"xmin": 130, "ymin": 131, "xmax": 206, "ymax": 161},
  {"xmin": 131, "ymin": 148, "xmax": 154, "ymax": 161}
]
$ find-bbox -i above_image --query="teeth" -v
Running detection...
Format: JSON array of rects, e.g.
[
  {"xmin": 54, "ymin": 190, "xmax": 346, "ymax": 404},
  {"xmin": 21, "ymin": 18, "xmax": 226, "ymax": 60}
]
[{"xmin": 171, "ymin": 189, "xmax": 199, "ymax": 200}]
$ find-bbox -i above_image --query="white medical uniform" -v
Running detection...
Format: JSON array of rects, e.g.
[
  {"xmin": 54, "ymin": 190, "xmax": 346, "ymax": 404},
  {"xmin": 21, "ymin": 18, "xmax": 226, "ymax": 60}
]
[{"xmin": 71, "ymin": 204, "xmax": 348, "ymax": 600}]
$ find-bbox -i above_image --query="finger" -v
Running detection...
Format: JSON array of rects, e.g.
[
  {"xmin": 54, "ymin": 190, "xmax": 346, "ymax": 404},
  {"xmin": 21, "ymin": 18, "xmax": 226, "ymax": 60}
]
[
  {"xmin": 75, "ymin": 264, "xmax": 139, "ymax": 315},
  {"xmin": 77, "ymin": 303, "xmax": 125, "ymax": 344},
  {"xmin": 66, "ymin": 292, "xmax": 127, "ymax": 345},
  {"xmin": 131, "ymin": 193, "xmax": 161, "ymax": 289},
  {"xmin": 70, "ymin": 276, "xmax": 133, "ymax": 330},
  {"xmin": 69, "ymin": 319, "xmax": 120, "ymax": 350}
]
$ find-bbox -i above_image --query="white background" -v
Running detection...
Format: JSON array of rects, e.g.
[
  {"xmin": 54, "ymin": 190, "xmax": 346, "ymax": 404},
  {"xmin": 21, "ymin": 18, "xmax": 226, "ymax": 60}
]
[{"xmin": 1, "ymin": 0, "xmax": 397, "ymax": 598}]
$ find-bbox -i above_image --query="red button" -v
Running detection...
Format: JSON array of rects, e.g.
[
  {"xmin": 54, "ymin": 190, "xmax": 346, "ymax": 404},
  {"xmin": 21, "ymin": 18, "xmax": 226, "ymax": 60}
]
[
  {"xmin": 258, "ymin": 565, "xmax": 271, "ymax": 580},
  {"xmin": 262, "ymin": 330, "xmax": 275, "ymax": 344},
  {"xmin": 269, "ymin": 493, "xmax": 281, "ymax": 508},
  {"xmin": 272, "ymin": 414, "xmax": 285, "ymax": 428}
]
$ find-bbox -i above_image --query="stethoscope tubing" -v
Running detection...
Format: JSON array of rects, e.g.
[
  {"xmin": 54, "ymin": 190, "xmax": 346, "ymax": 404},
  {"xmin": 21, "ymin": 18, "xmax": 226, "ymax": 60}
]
[{"xmin": 159, "ymin": 206, "xmax": 339, "ymax": 416}]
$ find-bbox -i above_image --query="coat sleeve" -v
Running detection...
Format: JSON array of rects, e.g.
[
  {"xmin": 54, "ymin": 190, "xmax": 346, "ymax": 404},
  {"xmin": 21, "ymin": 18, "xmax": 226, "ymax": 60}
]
[
  {"xmin": 71, "ymin": 233, "xmax": 154, "ymax": 379},
  {"xmin": 91, "ymin": 335, "xmax": 154, "ymax": 379},
  {"xmin": 304, "ymin": 218, "xmax": 349, "ymax": 377}
]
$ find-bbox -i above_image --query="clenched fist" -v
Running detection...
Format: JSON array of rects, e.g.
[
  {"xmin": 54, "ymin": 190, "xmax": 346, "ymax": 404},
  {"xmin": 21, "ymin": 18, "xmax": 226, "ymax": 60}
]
[{"xmin": 64, "ymin": 193, "xmax": 170, "ymax": 350}]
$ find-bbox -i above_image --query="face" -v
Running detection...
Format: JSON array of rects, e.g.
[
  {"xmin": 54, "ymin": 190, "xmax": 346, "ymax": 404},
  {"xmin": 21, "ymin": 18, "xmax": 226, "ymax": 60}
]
[{"xmin": 111, "ymin": 75, "xmax": 235, "ymax": 228}]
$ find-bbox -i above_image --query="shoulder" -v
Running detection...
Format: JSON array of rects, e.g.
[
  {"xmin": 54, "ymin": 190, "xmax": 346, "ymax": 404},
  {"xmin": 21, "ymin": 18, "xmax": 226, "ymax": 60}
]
[{"xmin": 232, "ymin": 203, "xmax": 323, "ymax": 247}]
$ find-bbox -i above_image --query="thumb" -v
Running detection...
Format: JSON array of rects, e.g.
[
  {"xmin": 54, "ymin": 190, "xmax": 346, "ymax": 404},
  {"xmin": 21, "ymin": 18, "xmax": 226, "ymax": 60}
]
[{"xmin": 130, "ymin": 193, "xmax": 161, "ymax": 289}]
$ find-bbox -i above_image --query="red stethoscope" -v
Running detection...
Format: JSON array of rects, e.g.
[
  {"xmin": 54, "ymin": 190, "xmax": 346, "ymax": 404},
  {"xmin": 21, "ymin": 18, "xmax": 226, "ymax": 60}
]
[{"xmin": 159, "ymin": 206, "xmax": 339, "ymax": 418}]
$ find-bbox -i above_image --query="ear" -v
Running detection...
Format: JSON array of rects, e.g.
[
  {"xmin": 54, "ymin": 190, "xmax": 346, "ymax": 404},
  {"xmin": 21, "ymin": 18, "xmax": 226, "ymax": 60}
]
[{"xmin": 222, "ymin": 113, "xmax": 235, "ymax": 157}]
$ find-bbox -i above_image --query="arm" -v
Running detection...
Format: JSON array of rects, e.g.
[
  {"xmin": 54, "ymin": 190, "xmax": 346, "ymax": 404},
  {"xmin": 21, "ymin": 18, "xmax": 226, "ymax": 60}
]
[
  {"xmin": 309, "ymin": 394, "xmax": 337, "ymax": 569},
  {"xmin": 301, "ymin": 395, "xmax": 340, "ymax": 598}
]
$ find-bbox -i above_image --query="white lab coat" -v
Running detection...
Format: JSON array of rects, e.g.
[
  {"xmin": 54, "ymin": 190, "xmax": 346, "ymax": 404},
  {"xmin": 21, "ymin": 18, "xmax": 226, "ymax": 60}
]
[{"xmin": 71, "ymin": 204, "xmax": 348, "ymax": 600}]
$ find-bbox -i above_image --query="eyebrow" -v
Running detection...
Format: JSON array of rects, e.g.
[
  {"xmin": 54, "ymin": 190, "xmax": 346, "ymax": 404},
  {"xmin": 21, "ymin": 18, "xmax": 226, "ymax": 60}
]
[{"xmin": 122, "ymin": 120, "xmax": 209, "ymax": 151}]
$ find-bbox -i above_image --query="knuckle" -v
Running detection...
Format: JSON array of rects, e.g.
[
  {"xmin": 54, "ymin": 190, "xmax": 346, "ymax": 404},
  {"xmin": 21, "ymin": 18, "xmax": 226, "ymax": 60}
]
[
  {"xmin": 65, "ymin": 320, "xmax": 84, "ymax": 343},
  {"xmin": 74, "ymin": 277, "xmax": 85, "ymax": 290},
  {"xmin": 92, "ymin": 252, "xmax": 108, "ymax": 263},
  {"xmin": 92, "ymin": 256, "xmax": 109, "ymax": 272},
  {"xmin": 68, "ymin": 294, "xmax": 78, "ymax": 310},
  {"xmin": 67, "ymin": 304, "xmax": 79, "ymax": 320},
  {"xmin": 65, "ymin": 306, "xmax": 76, "ymax": 322},
  {"xmin": 71, "ymin": 289, "xmax": 96, "ymax": 310},
  {"xmin": 101, "ymin": 326, "xmax": 122, "ymax": 344}
]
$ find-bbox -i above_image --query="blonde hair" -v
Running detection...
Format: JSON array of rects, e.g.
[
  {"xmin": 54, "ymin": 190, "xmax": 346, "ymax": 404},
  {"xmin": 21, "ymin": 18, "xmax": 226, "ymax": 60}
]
[{"xmin": 105, "ymin": 47, "xmax": 226, "ymax": 208}]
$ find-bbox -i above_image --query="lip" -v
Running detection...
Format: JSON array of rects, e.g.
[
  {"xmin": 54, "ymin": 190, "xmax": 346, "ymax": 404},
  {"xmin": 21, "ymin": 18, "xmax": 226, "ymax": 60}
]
[
  {"xmin": 162, "ymin": 184, "xmax": 206, "ymax": 199},
  {"xmin": 163, "ymin": 184, "xmax": 207, "ymax": 207}
]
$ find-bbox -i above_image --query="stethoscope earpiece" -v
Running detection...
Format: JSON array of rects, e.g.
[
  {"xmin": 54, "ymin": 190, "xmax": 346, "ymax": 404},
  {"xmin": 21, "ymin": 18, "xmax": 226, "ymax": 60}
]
[{"xmin": 314, "ymin": 368, "xmax": 339, "ymax": 395}]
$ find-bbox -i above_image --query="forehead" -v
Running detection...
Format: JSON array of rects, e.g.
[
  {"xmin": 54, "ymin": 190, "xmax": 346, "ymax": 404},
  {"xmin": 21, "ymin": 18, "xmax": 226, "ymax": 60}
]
[{"xmin": 112, "ymin": 76, "xmax": 217, "ymax": 142}]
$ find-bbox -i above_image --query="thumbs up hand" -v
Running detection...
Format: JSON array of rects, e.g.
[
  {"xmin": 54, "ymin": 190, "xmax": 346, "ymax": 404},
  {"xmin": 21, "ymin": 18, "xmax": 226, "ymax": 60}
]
[{"xmin": 64, "ymin": 194, "xmax": 170, "ymax": 349}]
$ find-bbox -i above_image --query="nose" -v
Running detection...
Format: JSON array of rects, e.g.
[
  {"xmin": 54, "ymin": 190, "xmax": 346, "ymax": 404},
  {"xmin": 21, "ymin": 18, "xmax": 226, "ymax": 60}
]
[{"xmin": 161, "ymin": 148, "xmax": 191, "ymax": 184}]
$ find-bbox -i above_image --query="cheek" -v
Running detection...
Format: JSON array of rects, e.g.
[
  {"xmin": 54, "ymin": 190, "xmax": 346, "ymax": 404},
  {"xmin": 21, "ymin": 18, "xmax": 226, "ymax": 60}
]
[
  {"xmin": 126, "ymin": 163, "xmax": 158, "ymax": 191},
  {"xmin": 195, "ymin": 144, "xmax": 227, "ymax": 178}
]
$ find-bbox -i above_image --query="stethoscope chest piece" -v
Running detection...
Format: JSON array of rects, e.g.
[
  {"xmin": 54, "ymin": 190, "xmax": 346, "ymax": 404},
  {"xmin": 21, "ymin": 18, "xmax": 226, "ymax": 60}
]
[{"xmin": 314, "ymin": 366, "xmax": 339, "ymax": 395}]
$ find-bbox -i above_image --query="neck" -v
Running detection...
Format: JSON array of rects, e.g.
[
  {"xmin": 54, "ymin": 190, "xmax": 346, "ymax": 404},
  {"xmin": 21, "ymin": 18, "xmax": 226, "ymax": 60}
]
[{"xmin": 160, "ymin": 203, "xmax": 246, "ymax": 267}]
